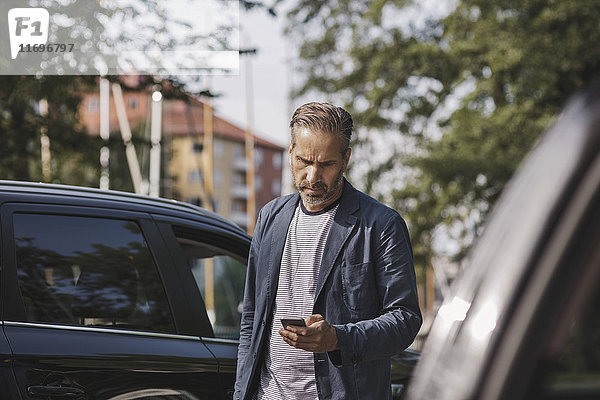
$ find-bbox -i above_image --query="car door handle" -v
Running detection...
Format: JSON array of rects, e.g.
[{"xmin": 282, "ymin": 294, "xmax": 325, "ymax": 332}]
[{"xmin": 28, "ymin": 385, "xmax": 85, "ymax": 398}]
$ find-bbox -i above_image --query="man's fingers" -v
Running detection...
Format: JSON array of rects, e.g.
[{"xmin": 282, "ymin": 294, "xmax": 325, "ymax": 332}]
[
  {"xmin": 279, "ymin": 329, "xmax": 304, "ymax": 349},
  {"xmin": 279, "ymin": 321, "xmax": 337, "ymax": 353},
  {"xmin": 279, "ymin": 328, "xmax": 303, "ymax": 342},
  {"xmin": 282, "ymin": 336, "xmax": 296, "ymax": 347},
  {"xmin": 305, "ymin": 314, "xmax": 324, "ymax": 326},
  {"xmin": 283, "ymin": 325, "xmax": 309, "ymax": 335}
]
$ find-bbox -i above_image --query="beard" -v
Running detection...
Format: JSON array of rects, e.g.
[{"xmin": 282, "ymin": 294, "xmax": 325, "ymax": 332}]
[{"xmin": 292, "ymin": 167, "xmax": 345, "ymax": 208}]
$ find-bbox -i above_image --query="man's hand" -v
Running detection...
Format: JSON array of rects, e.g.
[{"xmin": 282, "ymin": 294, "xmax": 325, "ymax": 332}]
[{"xmin": 279, "ymin": 314, "xmax": 339, "ymax": 353}]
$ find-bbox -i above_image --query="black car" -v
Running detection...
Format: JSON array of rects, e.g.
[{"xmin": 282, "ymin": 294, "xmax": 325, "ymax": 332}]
[
  {"xmin": 407, "ymin": 84, "xmax": 600, "ymax": 399},
  {"xmin": 0, "ymin": 181, "xmax": 418, "ymax": 400},
  {"xmin": 0, "ymin": 181, "xmax": 250, "ymax": 399}
]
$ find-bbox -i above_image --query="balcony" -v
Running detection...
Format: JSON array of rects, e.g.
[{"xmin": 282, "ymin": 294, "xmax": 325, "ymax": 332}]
[
  {"xmin": 230, "ymin": 211, "xmax": 248, "ymax": 227},
  {"xmin": 231, "ymin": 184, "xmax": 248, "ymax": 199},
  {"xmin": 233, "ymin": 158, "xmax": 248, "ymax": 171}
]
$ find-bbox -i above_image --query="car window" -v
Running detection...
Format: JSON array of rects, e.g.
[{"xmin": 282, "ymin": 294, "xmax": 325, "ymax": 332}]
[
  {"xmin": 13, "ymin": 213, "xmax": 175, "ymax": 333},
  {"xmin": 172, "ymin": 226, "xmax": 246, "ymax": 340},
  {"xmin": 540, "ymin": 273, "xmax": 600, "ymax": 398}
]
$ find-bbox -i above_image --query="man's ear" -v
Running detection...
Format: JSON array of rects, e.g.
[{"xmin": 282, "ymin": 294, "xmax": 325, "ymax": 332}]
[{"xmin": 288, "ymin": 144, "xmax": 293, "ymax": 167}]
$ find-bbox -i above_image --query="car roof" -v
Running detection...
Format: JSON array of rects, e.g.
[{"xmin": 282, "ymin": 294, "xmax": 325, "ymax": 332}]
[{"xmin": 0, "ymin": 180, "xmax": 249, "ymax": 239}]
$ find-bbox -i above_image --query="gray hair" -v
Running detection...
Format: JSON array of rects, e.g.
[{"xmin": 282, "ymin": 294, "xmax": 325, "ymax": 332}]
[{"xmin": 289, "ymin": 102, "xmax": 353, "ymax": 154}]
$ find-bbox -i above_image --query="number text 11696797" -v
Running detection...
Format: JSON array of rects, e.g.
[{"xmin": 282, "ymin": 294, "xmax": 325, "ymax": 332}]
[{"xmin": 19, "ymin": 43, "xmax": 74, "ymax": 52}]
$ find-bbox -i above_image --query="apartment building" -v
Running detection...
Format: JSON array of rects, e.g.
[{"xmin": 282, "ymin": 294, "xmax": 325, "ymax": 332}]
[{"xmin": 80, "ymin": 77, "xmax": 285, "ymax": 231}]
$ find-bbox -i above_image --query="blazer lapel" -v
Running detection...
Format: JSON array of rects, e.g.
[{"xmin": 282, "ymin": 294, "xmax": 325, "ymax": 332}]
[
  {"xmin": 266, "ymin": 194, "xmax": 299, "ymax": 303},
  {"xmin": 314, "ymin": 180, "xmax": 359, "ymax": 302}
]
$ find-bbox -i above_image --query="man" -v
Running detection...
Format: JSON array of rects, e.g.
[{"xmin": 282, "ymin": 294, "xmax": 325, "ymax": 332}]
[{"xmin": 234, "ymin": 102, "xmax": 422, "ymax": 400}]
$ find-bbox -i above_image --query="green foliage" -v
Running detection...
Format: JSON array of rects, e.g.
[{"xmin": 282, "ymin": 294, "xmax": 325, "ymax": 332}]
[
  {"xmin": 0, "ymin": 0, "xmax": 238, "ymax": 188},
  {"xmin": 0, "ymin": 75, "xmax": 101, "ymax": 186},
  {"xmin": 0, "ymin": 0, "xmax": 236, "ymax": 76},
  {"xmin": 278, "ymin": 0, "xmax": 600, "ymax": 269},
  {"xmin": 0, "ymin": 74, "xmax": 196, "ymax": 191}
]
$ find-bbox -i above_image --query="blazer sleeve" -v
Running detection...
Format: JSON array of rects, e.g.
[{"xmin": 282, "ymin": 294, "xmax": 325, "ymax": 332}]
[
  {"xmin": 331, "ymin": 211, "xmax": 422, "ymax": 366},
  {"xmin": 233, "ymin": 207, "xmax": 265, "ymax": 398}
]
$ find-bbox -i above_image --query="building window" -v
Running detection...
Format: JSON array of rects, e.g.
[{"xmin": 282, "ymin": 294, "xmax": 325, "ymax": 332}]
[
  {"xmin": 231, "ymin": 199, "xmax": 246, "ymax": 213},
  {"xmin": 233, "ymin": 143, "xmax": 244, "ymax": 160},
  {"xmin": 215, "ymin": 141, "xmax": 224, "ymax": 158},
  {"xmin": 273, "ymin": 153, "xmax": 282, "ymax": 170},
  {"xmin": 255, "ymin": 176, "xmax": 262, "ymax": 191},
  {"xmin": 214, "ymin": 170, "xmax": 223, "ymax": 187},
  {"xmin": 188, "ymin": 170, "xmax": 203, "ymax": 184},
  {"xmin": 193, "ymin": 142, "xmax": 204, "ymax": 153},
  {"xmin": 272, "ymin": 180, "xmax": 281, "ymax": 196},
  {"xmin": 233, "ymin": 172, "xmax": 245, "ymax": 186},
  {"xmin": 128, "ymin": 96, "xmax": 138, "ymax": 110},
  {"xmin": 255, "ymin": 149, "xmax": 263, "ymax": 167},
  {"xmin": 87, "ymin": 97, "xmax": 98, "ymax": 113}
]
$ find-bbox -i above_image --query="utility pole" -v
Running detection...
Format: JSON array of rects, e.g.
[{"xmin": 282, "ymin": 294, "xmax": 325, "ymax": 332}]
[
  {"xmin": 240, "ymin": 47, "xmax": 258, "ymax": 235},
  {"xmin": 202, "ymin": 78, "xmax": 216, "ymax": 325},
  {"xmin": 202, "ymin": 88, "xmax": 214, "ymax": 212},
  {"xmin": 149, "ymin": 89, "xmax": 162, "ymax": 197},
  {"xmin": 112, "ymin": 83, "xmax": 144, "ymax": 195}
]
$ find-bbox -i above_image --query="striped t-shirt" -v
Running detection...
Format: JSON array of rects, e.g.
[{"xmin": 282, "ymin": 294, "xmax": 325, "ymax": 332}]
[{"xmin": 256, "ymin": 201, "xmax": 339, "ymax": 400}]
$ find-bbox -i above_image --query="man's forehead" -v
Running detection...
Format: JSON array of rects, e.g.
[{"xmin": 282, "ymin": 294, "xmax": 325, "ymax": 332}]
[
  {"xmin": 290, "ymin": 126, "xmax": 348, "ymax": 157},
  {"xmin": 293, "ymin": 126, "xmax": 329, "ymax": 137},
  {"xmin": 293, "ymin": 127, "xmax": 342, "ymax": 144},
  {"xmin": 297, "ymin": 127, "xmax": 319, "ymax": 138}
]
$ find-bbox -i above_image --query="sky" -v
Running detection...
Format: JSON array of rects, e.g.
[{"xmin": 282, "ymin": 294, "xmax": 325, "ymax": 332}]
[
  {"xmin": 208, "ymin": 6, "xmax": 296, "ymax": 194},
  {"xmin": 204, "ymin": 1, "xmax": 458, "ymax": 197},
  {"xmin": 210, "ymin": 7, "xmax": 292, "ymax": 149},
  {"xmin": 204, "ymin": 0, "xmax": 461, "ymax": 202}
]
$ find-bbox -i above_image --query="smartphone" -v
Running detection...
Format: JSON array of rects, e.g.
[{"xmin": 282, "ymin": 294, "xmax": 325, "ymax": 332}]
[{"xmin": 281, "ymin": 317, "xmax": 306, "ymax": 328}]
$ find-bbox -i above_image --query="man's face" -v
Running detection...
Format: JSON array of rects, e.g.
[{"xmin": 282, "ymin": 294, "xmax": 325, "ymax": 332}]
[{"xmin": 289, "ymin": 128, "xmax": 351, "ymax": 212}]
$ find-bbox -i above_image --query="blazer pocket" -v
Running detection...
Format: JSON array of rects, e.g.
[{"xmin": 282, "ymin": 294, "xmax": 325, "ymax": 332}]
[{"xmin": 341, "ymin": 261, "xmax": 376, "ymax": 313}]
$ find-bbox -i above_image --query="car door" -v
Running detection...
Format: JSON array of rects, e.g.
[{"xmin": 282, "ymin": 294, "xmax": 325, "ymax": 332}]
[
  {"xmin": 1, "ymin": 203, "xmax": 225, "ymax": 400},
  {"xmin": 153, "ymin": 216, "xmax": 251, "ymax": 398},
  {"xmin": 0, "ymin": 323, "xmax": 21, "ymax": 399}
]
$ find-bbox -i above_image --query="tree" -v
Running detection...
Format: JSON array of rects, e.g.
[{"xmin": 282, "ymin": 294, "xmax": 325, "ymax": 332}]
[
  {"xmin": 0, "ymin": 75, "xmax": 101, "ymax": 185},
  {"xmin": 0, "ymin": 0, "xmax": 255, "ymax": 188},
  {"xmin": 0, "ymin": 0, "xmax": 239, "ymax": 76},
  {"xmin": 276, "ymin": 0, "xmax": 600, "ymax": 272}
]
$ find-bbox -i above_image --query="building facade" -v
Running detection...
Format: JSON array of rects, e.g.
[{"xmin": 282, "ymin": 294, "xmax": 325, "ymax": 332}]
[{"xmin": 80, "ymin": 77, "xmax": 285, "ymax": 232}]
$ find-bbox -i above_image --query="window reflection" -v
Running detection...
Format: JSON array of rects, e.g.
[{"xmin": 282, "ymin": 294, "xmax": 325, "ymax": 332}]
[
  {"xmin": 173, "ymin": 227, "xmax": 246, "ymax": 339},
  {"xmin": 540, "ymin": 267, "xmax": 600, "ymax": 397},
  {"xmin": 14, "ymin": 214, "xmax": 174, "ymax": 333}
]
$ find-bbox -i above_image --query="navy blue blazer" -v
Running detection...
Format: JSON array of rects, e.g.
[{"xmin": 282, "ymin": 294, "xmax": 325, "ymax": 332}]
[{"xmin": 234, "ymin": 180, "xmax": 422, "ymax": 400}]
